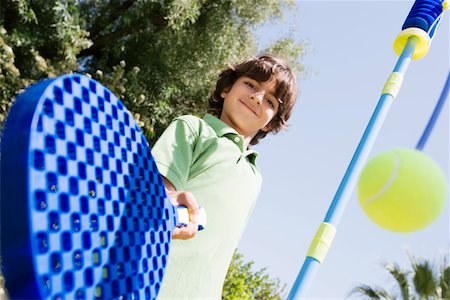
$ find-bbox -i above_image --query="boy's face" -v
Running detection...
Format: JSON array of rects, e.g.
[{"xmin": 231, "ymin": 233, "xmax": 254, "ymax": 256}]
[{"xmin": 220, "ymin": 76, "xmax": 280, "ymax": 140}]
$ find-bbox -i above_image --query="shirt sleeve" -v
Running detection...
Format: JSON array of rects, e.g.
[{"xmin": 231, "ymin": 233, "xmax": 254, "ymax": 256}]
[{"xmin": 151, "ymin": 117, "xmax": 197, "ymax": 191}]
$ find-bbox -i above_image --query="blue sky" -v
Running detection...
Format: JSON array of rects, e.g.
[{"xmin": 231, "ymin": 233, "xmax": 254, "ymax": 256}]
[{"xmin": 238, "ymin": 1, "xmax": 449, "ymax": 298}]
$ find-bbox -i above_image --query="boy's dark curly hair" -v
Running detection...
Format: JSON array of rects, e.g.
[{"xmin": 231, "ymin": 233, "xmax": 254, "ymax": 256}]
[{"xmin": 208, "ymin": 54, "xmax": 298, "ymax": 145}]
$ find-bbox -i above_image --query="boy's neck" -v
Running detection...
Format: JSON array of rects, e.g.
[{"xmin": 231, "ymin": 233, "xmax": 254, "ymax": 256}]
[
  {"xmin": 218, "ymin": 114, "xmax": 254, "ymax": 149},
  {"xmin": 242, "ymin": 136, "xmax": 253, "ymax": 149}
]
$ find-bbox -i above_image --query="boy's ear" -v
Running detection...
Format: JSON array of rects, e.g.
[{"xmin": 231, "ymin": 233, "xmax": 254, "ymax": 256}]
[
  {"xmin": 220, "ymin": 87, "xmax": 231, "ymax": 99},
  {"xmin": 262, "ymin": 123, "xmax": 272, "ymax": 132}
]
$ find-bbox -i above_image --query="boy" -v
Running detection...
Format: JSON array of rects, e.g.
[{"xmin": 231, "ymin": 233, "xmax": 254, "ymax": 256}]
[{"xmin": 153, "ymin": 54, "xmax": 298, "ymax": 299}]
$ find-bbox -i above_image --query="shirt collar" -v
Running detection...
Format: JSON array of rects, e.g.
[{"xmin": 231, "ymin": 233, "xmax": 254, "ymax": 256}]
[
  {"xmin": 203, "ymin": 114, "xmax": 259, "ymax": 164},
  {"xmin": 245, "ymin": 149, "xmax": 258, "ymax": 165},
  {"xmin": 203, "ymin": 114, "xmax": 238, "ymax": 137}
]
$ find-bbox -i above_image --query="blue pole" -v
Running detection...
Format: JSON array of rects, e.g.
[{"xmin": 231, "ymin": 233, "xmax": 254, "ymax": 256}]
[
  {"xmin": 416, "ymin": 70, "xmax": 450, "ymax": 150},
  {"xmin": 325, "ymin": 36, "xmax": 418, "ymax": 225},
  {"xmin": 287, "ymin": 36, "xmax": 419, "ymax": 300}
]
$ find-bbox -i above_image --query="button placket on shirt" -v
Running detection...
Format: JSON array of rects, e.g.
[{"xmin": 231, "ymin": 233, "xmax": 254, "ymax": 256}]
[
  {"xmin": 234, "ymin": 135, "xmax": 245, "ymax": 151},
  {"xmin": 227, "ymin": 134, "xmax": 244, "ymax": 163}
]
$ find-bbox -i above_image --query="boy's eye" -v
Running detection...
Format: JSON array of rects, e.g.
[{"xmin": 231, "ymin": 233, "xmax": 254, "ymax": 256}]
[
  {"xmin": 266, "ymin": 98, "xmax": 275, "ymax": 109},
  {"xmin": 245, "ymin": 82, "xmax": 255, "ymax": 89}
]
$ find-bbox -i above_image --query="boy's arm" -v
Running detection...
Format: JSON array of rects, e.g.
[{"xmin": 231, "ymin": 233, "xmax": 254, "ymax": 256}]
[{"xmin": 163, "ymin": 177, "xmax": 200, "ymax": 240}]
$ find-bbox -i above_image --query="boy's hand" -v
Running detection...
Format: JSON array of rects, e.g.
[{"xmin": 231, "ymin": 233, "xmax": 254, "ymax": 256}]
[{"xmin": 163, "ymin": 178, "xmax": 200, "ymax": 240}]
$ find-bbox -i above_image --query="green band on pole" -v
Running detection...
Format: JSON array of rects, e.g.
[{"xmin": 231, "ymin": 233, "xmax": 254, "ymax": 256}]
[
  {"xmin": 382, "ymin": 72, "xmax": 404, "ymax": 98},
  {"xmin": 306, "ymin": 222, "xmax": 337, "ymax": 264}
]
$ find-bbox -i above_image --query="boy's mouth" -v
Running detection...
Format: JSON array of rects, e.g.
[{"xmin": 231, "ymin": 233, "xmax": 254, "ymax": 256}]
[{"xmin": 239, "ymin": 100, "xmax": 258, "ymax": 116}]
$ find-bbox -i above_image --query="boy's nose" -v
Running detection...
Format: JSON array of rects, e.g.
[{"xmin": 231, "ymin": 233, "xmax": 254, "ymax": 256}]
[{"xmin": 251, "ymin": 93, "xmax": 263, "ymax": 105}]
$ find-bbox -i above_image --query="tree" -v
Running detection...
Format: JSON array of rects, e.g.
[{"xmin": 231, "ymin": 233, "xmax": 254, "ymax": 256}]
[
  {"xmin": 352, "ymin": 255, "xmax": 450, "ymax": 300},
  {"xmin": 0, "ymin": 0, "xmax": 92, "ymax": 124},
  {"xmin": 222, "ymin": 251, "xmax": 285, "ymax": 300},
  {"xmin": 1, "ymin": 0, "xmax": 306, "ymax": 297},
  {"xmin": 0, "ymin": 0, "xmax": 307, "ymax": 144}
]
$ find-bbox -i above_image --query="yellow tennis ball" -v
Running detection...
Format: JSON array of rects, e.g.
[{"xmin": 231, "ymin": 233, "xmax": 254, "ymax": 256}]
[{"xmin": 357, "ymin": 148, "xmax": 448, "ymax": 232}]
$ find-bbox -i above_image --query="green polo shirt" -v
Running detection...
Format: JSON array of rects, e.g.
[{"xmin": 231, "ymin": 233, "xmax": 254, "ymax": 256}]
[{"xmin": 152, "ymin": 114, "xmax": 262, "ymax": 299}]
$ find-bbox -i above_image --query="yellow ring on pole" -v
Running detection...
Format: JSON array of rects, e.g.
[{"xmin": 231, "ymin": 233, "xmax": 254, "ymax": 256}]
[
  {"xmin": 306, "ymin": 222, "xmax": 336, "ymax": 264},
  {"xmin": 382, "ymin": 72, "xmax": 404, "ymax": 98},
  {"xmin": 393, "ymin": 28, "xmax": 430, "ymax": 60}
]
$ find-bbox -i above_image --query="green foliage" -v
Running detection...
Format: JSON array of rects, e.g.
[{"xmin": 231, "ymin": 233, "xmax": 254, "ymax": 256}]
[
  {"xmin": 0, "ymin": 26, "xmax": 26, "ymax": 124},
  {"xmin": 0, "ymin": 0, "xmax": 91, "ymax": 124},
  {"xmin": 222, "ymin": 251, "xmax": 285, "ymax": 300},
  {"xmin": 352, "ymin": 255, "xmax": 450, "ymax": 300},
  {"xmin": 1, "ymin": 1, "xmax": 304, "ymax": 296},
  {"xmin": 0, "ymin": 0, "xmax": 306, "ymax": 144},
  {"xmin": 2, "ymin": 7, "xmax": 447, "ymax": 300},
  {"xmin": 265, "ymin": 37, "xmax": 307, "ymax": 75}
]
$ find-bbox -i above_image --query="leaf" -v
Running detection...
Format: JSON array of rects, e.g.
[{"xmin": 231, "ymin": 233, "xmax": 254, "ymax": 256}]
[
  {"xmin": 385, "ymin": 262, "xmax": 411, "ymax": 300},
  {"xmin": 411, "ymin": 258, "xmax": 437, "ymax": 297},
  {"xmin": 351, "ymin": 284, "xmax": 396, "ymax": 300}
]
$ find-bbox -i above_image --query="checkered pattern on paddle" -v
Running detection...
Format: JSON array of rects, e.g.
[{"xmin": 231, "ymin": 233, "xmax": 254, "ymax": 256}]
[{"xmin": 1, "ymin": 74, "xmax": 176, "ymax": 300}]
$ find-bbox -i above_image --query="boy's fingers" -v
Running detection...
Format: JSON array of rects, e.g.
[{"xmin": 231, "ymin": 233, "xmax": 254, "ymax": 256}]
[
  {"xmin": 165, "ymin": 190, "xmax": 200, "ymax": 240},
  {"xmin": 179, "ymin": 192, "xmax": 199, "ymax": 212},
  {"xmin": 177, "ymin": 192, "xmax": 200, "ymax": 223},
  {"xmin": 172, "ymin": 222, "xmax": 198, "ymax": 240}
]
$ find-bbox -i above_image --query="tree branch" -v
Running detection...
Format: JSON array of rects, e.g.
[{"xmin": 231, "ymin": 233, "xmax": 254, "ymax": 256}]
[
  {"xmin": 87, "ymin": 0, "xmax": 137, "ymax": 40},
  {"xmin": 79, "ymin": 14, "xmax": 166, "ymax": 58}
]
